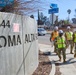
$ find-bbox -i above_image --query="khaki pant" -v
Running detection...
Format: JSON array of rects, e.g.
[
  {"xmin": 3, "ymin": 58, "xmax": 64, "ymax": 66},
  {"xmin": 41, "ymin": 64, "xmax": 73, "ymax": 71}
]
[
  {"xmin": 73, "ymin": 43, "xmax": 76, "ymax": 55},
  {"xmin": 54, "ymin": 42, "xmax": 58, "ymax": 53},
  {"xmin": 57, "ymin": 48, "xmax": 66, "ymax": 62},
  {"xmin": 66, "ymin": 40, "xmax": 73, "ymax": 53}
]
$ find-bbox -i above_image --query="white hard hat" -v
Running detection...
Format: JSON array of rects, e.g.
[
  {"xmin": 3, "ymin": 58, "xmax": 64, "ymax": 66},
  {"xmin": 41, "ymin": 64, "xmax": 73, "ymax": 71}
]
[
  {"xmin": 59, "ymin": 30, "xmax": 63, "ymax": 33},
  {"xmin": 67, "ymin": 26, "xmax": 70, "ymax": 29},
  {"xmin": 54, "ymin": 26, "xmax": 58, "ymax": 30}
]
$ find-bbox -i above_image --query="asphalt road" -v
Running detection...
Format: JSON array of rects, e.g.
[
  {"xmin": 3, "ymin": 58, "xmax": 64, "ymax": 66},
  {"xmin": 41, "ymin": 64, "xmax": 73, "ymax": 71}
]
[{"xmin": 38, "ymin": 34, "xmax": 51, "ymax": 45}]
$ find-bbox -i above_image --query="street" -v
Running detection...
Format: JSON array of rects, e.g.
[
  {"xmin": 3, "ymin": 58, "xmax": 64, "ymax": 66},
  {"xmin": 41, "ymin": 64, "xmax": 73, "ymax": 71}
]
[{"xmin": 38, "ymin": 34, "xmax": 51, "ymax": 45}]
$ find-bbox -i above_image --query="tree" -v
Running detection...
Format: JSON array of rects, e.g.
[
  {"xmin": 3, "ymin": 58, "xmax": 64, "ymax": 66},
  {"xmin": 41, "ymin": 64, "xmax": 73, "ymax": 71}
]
[
  {"xmin": 74, "ymin": 9, "xmax": 76, "ymax": 18},
  {"xmin": 72, "ymin": 18, "xmax": 76, "ymax": 24},
  {"xmin": 1, "ymin": 0, "xmax": 48, "ymax": 15},
  {"xmin": 42, "ymin": 16, "xmax": 47, "ymax": 24},
  {"xmin": 40, "ymin": 12, "xmax": 44, "ymax": 20},
  {"xmin": 37, "ymin": 9, "xmax": 44, "ymax": 25},
  {"xmin": 30, "ymin": 15, "xmax": 34, "ymax": 19},
  {"xmin": 63, "ymin": 20, "xmax": 69, "ymax": 24},
  {"xmin": 1, "ymin": 0, "xmax": 14, "ymax": 12},
  {"xmin": 67, "ymin": 9, "xmax": 71, "ymax": 22}
]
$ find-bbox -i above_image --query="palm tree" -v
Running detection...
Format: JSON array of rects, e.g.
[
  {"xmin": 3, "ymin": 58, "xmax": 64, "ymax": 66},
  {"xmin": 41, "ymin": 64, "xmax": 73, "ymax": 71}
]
[
  {"xmin": 67, "ymin": 9, "xmax": 71, "ymax": 22},
  {"xmin": 74, "ymin": 9, "xmax": 76, "ymax": 18}
]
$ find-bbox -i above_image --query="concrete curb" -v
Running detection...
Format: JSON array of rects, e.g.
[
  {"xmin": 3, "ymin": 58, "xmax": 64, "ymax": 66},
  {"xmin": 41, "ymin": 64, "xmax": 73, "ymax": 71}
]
[
  {"xmin": 39, "ymin": 44, "xmax": 56, "ymax": 75},
  {"xmin": 49, "ymin": 57, "xmax": 55, "ymax": 75}
]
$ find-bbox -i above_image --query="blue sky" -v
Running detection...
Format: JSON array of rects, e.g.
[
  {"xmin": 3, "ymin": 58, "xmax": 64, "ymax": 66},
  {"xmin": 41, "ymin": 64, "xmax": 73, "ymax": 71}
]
[{"xmin": 42, "ymin": 0, "xmax": 76, "ymax": 20}]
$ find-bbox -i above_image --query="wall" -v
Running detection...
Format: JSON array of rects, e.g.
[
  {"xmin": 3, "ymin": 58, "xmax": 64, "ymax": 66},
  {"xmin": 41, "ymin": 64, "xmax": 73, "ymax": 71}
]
[{"xmin": 0, "ymin": 12, "xmax": 38, "ymax": 75}]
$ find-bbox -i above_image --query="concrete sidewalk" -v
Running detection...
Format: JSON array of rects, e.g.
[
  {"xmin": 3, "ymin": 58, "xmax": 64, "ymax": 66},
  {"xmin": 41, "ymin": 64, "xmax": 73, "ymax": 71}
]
[{"xmin": 39, "ymin": 43, "xmax": 76, "ymax": 75}]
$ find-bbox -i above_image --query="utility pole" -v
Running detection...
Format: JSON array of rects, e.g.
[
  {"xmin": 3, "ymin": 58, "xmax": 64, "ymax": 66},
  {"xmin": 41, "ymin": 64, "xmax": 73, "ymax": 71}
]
[{"xmin": 38, "ymin": 9, "xmax": 40, "ymax": 25}]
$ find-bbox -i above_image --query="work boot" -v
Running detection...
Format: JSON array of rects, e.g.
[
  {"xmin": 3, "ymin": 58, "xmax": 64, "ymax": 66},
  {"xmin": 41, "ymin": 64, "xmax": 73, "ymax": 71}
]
[
  {"xmin": 54, "ymin": 50, "xmax": 56, "ymax": 53},
  {"xmin": 59, "ymin": 57, "xmax": 61, "ymax": 61},
  {"xmin": 54, "ymin": 51, "xmax": 58, "ymax": 55},
  {"xmin": 70, "ymin": 52, "xmax": 73, "ymax": 54},
  {"xmin": 74, "ymin": 54, "xmax": 76, "ymax": 58},
  {"xmin": 63, "ymin": 59, "xmax": 66, "ymax": 63}
]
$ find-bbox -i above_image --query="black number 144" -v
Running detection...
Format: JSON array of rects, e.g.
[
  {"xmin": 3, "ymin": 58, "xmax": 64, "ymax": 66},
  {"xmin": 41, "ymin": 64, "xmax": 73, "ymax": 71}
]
[{"xmin": 0, "ymin": 20, "xmax": 10, "ymax": 28}]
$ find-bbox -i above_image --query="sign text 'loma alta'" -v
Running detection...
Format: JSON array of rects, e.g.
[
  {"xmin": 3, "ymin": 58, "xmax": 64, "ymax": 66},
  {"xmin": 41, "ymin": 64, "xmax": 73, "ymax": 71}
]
[{"xmin": 0, "ymin": 20, "xmax": 38, "ymax": 48}]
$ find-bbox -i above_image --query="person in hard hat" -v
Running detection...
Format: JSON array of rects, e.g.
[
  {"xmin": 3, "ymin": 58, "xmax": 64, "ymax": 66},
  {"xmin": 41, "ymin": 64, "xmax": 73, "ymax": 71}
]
[
  {"xmin": 55, "ymin": 30, "xmax": 66, "ymax": 62},
  {"xmin": 73, "ymin": 30, "xmax": 76, "ymax": 57},
  {"xmin": 65, "ymin": 26, "xmax": 73, "ymax": 54},
  {"xmin": 50, "ymin": 26, "xmax": 59, "ymax": 53}
]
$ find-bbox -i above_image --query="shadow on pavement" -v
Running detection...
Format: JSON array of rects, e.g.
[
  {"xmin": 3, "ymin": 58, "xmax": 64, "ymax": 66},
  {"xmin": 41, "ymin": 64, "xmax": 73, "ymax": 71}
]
[
  {"xmin": 55, "ymin": 58, "xmax": 76, "ymax": 66},
  {"xmin": 41, "ymin": 51, "xmax": 57, "ymax": 56},
  {"xmin": 40, "ymin": 51, "xmax": 76, "ymax": 66},
  {"xmin": 42, "ymin": 52, "xmax": 51, "ymax": 56},
  {"xmin": 66, "ymin": 53, "xmax": 73, "ymax": 55}
]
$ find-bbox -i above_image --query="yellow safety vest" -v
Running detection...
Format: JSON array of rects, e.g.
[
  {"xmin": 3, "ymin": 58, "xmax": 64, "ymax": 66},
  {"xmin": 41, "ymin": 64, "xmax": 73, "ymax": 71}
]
[
  {"xmin": 73, "ymin": 32, "xmax": 76, "ymax": 42},
  {"xmin": 65, "ymin": 31, "xmax": 73, "ymax": 40},
  {"xmin": 51, "ymin": 31, "xmax": 59, "ymax": 41},
  {"xmin": 56, "ymin": 36, "xmax": 66, "ymax": 48}
]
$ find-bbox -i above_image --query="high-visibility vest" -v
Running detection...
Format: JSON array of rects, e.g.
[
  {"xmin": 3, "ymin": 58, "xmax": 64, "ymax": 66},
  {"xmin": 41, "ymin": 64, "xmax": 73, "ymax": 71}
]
[
  {"xmin": 51, "ymin": 31, "xmax": 59, "ymax": 41},
  {"xmin": 56, "ymin": 36, "xmax": 66, "ymax": 48},
  {"xmin": 65, "ymin": 31, "xmax": 73, "ymax": 40},
  {"xmin": 73, "ymin": 32, "xmax": 76, "ymax": 42}
]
